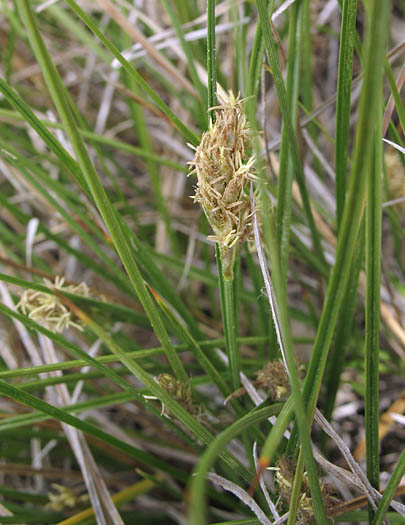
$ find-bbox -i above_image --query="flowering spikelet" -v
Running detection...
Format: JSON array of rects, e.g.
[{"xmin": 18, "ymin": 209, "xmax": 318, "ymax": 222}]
[
  {"xmin": 275, "ymin": 456, "xmax": 340, "ymax": 524},
  {"xmin": 46, "ymin": 484, "xmax": 88, "ymax": 512},
  {"xmin": 256, "ymin": 361, "xmax": 291, "ymax": 401},
  {"xmin": 189, "ymin": 91, "xmax": 256, "ymax": 277},
  {"xmin": 157, "ymin": 373, "xmax": 201, "ymax": 417},
  {"xmin": 18, "ymin": 276, "xmax": 90, "ymax": 333}
]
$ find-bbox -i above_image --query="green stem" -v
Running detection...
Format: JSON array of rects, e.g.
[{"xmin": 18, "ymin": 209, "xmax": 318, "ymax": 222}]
[
  {"xmin": 373, "ymin": 452, "xmax": 405, "ymax": 525},
  {"xmin": 287, "ymin": 448, "xmax": 305, "ymax": 525},
  {"xmin": 207, "ymin": 0, "xmax": 217, "ymax": 116},
  {"xmin": 223, "ymin": 277, "xmax": 239, "ymax": 390},
  {"xmin": 216, "ymin": 244, "xmax": 239, "ymax": 391},
  {"xmin": 335, "ymin": 0, "xmax": 358, "ymax": 230},
  {"xmin": 365, "ymin": 90, "xmax": 383, "ymax": 518}
]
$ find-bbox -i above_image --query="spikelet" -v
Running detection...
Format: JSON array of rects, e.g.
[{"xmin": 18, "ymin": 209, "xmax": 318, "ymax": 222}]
[
  {"xmin": 189, "ymin": 91, "xmax": 256, "ymax": 278},
  {"xmin": 256, "ymin": 361, "xmax": 291, "ymax": 401},
  {"xmin": 46, "ymin": 484, "xmax": 88, "ymax": 512},
  {"xmin": 275, "ymin": 456, "xmax": 340, "ymax": 523},
  {"xmin": 156, "ymin": 373, "xmax": 201, "ymax": 417},
  {"xmin": 18, "ymin": 276, "xmax": 90, "ymax": 333}
]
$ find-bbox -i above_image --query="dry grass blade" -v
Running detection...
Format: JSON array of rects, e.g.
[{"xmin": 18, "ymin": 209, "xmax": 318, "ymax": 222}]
[
  {"xmin": 208, "ymin": 473, "xmax": 272, "ymax": 525},
  {"xmin": 314, "ymin": 409, "xmax": 379, "ymax": 511}
]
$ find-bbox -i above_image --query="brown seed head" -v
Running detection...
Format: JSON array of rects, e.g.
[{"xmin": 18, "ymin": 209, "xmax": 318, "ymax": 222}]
[
  {"xmin": 256, "ymin": 361, "xmax": 291, "ymax": 401},
  {"xmin": 157, "ymin": 373, "xmax": 201, "ymax": 417}
]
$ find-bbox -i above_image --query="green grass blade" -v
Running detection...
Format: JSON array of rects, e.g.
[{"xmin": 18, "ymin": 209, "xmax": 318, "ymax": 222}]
[
  {"xmin": 0, "ymin": 336, "xmax": 267, "ymax": 380},
  {"xmin": 253, "ymin": 157, "xmax": 328, "ymax": 522},
  {"xmin": 0, "ymin": 107, "xmax": 188, "ymax": 171},
  {"xmin": 384, "ymin": 60, "xmax": 405, "ymax": 137},
  {"xmin": 207, "ymin": 0, "xmax": 217, "ymax": 115},
  {"xmin": 276, "ymin": 2, "xmax": 302, "ymax": 281},
  {"xmin": 322, "ymin": 228, "xmax": 363, "ymax": 424},
  {"xmin": 335, "ymin": 0, "xmax": 358, "ymax": 230},
  {"xmin": 67, "ymin": 305, "xmax": 249, "ymax": 480},
  {"xmin": 0, "ymin": 302, "xmax": 144, "ymax": 396},
  {"xmin": 150, "ymin": 288, "xmax": 232, "ymax": 397},
  {"xmin": 373, "ymin": 452, "xmax": 405, "ymax": 525},
  {"xmin": 365, "ymin": 90, "xmax": 383, "ymax": 508},
  {"xmin": 160, "ymin": 0, "xmax": 207, "ymax": 122}
]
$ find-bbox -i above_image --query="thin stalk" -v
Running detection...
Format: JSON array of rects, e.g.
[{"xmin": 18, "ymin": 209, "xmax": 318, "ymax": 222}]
[
  {"xmin": 287, "ymin": 449, "xmax": 305, "ymax": 525},
  {"xmin": 365, "ymin": 91, "xmax": 383, "ymax": 514},
  {"xmin": 322, "ymin": 225, "xmax": 364, "ymax": 425},
  {"xmin": 335, "ymin": 0, "xmax": 358, "ymax": 230},
  {"xmin": 373, "ymin": 452, "xmax": 405, "ymax": 525},
  {"xmin": 276, "ymin": 1, "xmax": 302, "ymax": 282},
  {"xmin": 206, "ymin": 0, "xmax": 241, "ymax": 393},
  {"xmin": 217, "ymin": 245, "xmax": 240, "ymax": 391},
  {"xmin": 207, "ymin": 0, "xmax": 217, "ymax": 116},
  {"xmin": 223, "ymin": 278, "xmax": 239, "ymax": 390}
]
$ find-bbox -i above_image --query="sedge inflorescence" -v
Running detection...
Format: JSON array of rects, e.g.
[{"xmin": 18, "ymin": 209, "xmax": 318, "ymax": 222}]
[
  {"xmin": 46, "ymin": 484, "xmax": 88, "ymax": 512},
  {"xmin": 256, "ymin": 361, "xmax": 291, "ymax": 401},
  {"xmin": 156, "ymin": 373, "xmax": 201, "ymax": 418},
  {"xmin": 189, "ymin": 91, "xmax": 256, "ymax": 278},
  {"xmin": 18, "ymin": 276, "xmax": 90, "ymax": 333},
  {"xmin": 275, "ymin": 456, "xmax": 340, "ymax": 523}
]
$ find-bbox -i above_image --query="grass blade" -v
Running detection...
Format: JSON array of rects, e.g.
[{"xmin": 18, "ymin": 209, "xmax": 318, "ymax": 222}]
[
  {"xmin": 373, "ymin": 452, "xmax": 405, "ymax": 525},
  {"xmin": 365, "ymin": 86, "xmax": 383, "ymax": 512},
  {"xmin": 335, "ymin": 0, "xmax": 358, "ymax": 229}
]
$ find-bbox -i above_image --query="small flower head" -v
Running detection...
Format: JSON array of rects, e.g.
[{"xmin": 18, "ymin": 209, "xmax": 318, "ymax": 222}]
[
  {"xmin": 256, "ymin": 361, "xmax": 291, "ymax": 401},
  {"xmin": 275, "ymin": 456, "xmax": 340, "ymax": 523},
  {"xmin": 157, "ymin": 373, "xmax": 201, "ymax": 417},
  {"xmin": 46, "ymin": 484, "xmax": 88, "ymax": 512},
  {"xmin": 18, "ymin": 276, "xmax": 90, "ymax": 333},
  {"xmin": 189, "ymin": 91, "xmax": 256, "ymax": 277},
  {"xmin": 276, "ymin": 457, "xmax": 314, "ymax": 523}
]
